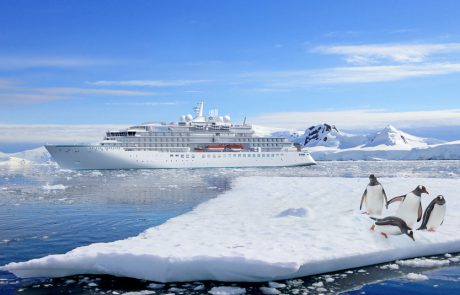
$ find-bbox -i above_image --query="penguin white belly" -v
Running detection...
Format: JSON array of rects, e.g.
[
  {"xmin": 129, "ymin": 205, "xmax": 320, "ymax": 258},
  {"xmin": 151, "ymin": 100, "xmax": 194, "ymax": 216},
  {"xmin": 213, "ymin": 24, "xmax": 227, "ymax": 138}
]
[
  {"xmin": 396, "ymin": 193, "xmax": 420, "ymax": 227},
  {"xmin": 365, "ymin": 185, "xmax": 384, "ymax": 215},
  {"xmin": 426, "ymin": 204, "xmax": 446, "ymax": 230},
  {"xmin": 375, "ymin": 225, "xmax": 402, "ymax": 236}
]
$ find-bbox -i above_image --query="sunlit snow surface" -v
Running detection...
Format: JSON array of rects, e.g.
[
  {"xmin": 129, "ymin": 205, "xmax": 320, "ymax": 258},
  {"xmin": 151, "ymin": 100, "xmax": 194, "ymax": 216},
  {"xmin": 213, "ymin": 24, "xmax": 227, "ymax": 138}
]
[
  {"xmin": 3, "ymin": 174, "xmax": 460, "ymax": 282},
  {"xmin": 1, "ymin": 161, "xmax": 460, "ymax": 294}
]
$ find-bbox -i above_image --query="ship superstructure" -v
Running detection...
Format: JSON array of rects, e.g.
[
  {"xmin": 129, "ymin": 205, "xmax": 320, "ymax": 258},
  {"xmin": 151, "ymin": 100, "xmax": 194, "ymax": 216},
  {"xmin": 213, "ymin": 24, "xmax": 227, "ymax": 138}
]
[{"xmin": 46, "ymin": 102, "xmax": 316, "ymax": 169}]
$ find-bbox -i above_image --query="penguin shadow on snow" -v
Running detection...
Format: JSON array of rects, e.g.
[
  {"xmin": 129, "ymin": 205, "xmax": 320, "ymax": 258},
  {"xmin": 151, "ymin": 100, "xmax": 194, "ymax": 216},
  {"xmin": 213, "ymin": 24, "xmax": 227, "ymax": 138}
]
[{"xmin": 359, "ymin": 175, "xmax": 447, "ymax": 241}]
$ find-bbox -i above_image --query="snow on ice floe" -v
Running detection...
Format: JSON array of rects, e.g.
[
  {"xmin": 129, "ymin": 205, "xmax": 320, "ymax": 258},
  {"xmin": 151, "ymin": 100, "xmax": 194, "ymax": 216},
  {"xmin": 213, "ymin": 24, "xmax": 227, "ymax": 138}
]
[
  {"xmin": 3, "ymin": 176, "xmax": 460, "ymax": 282},
  {"xmin": 42, "ymin": 184, "xmax": 67, "ymax": 190},
  {"xmin": 404, "ymin": 273, "xmax": 429, "ymax": 281}
]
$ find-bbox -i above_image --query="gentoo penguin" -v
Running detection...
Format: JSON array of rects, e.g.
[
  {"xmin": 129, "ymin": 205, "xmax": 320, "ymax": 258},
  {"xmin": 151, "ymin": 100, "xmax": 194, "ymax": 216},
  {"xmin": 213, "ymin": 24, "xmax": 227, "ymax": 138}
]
[
  {"xmin": 370, "ymin": 216, "xmax": 415, "ymax": 241},
  {"xmin": 360, "ymin": 174, "xmax": 388, "ymax": 215},
  {"xmin": 417, "ymin": 195, "xmax": 446, "ymax": 231},
  {"xmin": 387, "ymin": 185, "xmax": 429, "ymax": 227}
]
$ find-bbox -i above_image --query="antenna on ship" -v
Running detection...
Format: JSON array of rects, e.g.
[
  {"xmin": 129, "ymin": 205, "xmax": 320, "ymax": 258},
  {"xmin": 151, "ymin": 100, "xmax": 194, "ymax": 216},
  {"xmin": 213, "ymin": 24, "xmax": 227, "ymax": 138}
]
[
  {"xmin": 243, "ymin": 116, "xmax": 247, "ymax": 126},
  {"xmin": 193, "ymin": 101, "xmax": 204, "ymax": 118}
]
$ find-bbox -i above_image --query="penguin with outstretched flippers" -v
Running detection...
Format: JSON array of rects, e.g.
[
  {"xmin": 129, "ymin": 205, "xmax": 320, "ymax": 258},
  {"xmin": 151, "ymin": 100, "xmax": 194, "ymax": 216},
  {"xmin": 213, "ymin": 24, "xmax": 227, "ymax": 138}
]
[
  {"xmin": 387, "ymin": 185, "xmax": 428, "ymax": 227},
  {"xmin": 360, "ymin": 174, "xmax": 388, "ymax": 216}
]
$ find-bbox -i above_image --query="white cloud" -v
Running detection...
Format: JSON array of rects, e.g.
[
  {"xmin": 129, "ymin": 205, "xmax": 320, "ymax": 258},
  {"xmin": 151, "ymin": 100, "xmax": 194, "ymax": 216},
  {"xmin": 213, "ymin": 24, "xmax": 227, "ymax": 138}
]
[
  {"xmin": 312, "ymin": 43, "xmax": 460, "ymax": 64},
  {"xmin": 0, "ymin": 57, "xmax": 115, "ymax": 69},
  {"xmin": 252, "ymin": 109, "xmax": 460, "ymax": 130},
  {"xmin": 0, "ymin": 93, "xmax": 66, "ymax": 104},
  {"xmin": 0, "ymin": 124, "xmax": 127, "ymax": 144},
  {"xmin": 88, "ymin": 80, "xmax": 209, "ymax": 87},
  {"xmin": 243, "ymin": 63, "xmax": 460, "ymax": 88},
  {"xmin": 0, "ymin": 87, "xmax": 159, "ymax": 104},
  {"xmin": 105, "ymin": 101, "xmax": 181, "ymax": 106},
  {"xmin": 38, "ymin": 87, "xmax": 157, "ymax": 96}
]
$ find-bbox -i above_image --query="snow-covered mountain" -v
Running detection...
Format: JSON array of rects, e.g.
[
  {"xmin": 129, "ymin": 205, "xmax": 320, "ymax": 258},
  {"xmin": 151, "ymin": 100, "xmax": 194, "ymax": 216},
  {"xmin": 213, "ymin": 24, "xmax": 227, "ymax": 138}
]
[
  {"xmin": 291, "ymin": 124, "xmax": 368, "ymax": 149},
  {"xmin": 257, "ymin": 123, "xmax": 458, "ymax": 161},
  {"xmin": 12, "ymin": 146, "xmax": 53, "ymax": 164},
  {"xmin": 0, "ymin": 146, "xmax": 54, "ymax": 166}
]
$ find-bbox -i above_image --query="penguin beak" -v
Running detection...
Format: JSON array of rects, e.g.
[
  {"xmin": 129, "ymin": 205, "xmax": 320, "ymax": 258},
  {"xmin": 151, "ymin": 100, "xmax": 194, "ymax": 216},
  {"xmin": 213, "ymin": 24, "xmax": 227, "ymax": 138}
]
[{"xmin": 423, "ymin": 188, "xmax": 429, "ymax": 195}]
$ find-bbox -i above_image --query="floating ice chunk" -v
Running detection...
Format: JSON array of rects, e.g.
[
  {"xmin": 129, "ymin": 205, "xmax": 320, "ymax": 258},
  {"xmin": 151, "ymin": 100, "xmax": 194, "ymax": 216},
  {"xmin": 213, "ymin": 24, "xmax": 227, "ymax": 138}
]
[
  {"xmin": 193, "ymin": 284, "xmax": 205, "ymax": 291},
  {"xmin": 208, "ymin": 286, "xmax": 246, "ymax": 295},
  {"xmin": 42, "ymin": 184, "xmax": 66, "ymax": 190},
  {"xmin": 404, "ymin": 273, "xmax": 429, "ymax": 281},
  {"xmin": 397, "ymin": 258, "xmax": 450, "ymax": 268},
  {"xmin": 380, "ymin": 263, "xmax": 399, "ymax": 270},
  {"xmin": 91, "ymin": 171, "xmax": 103, "ymax": 177},
  {"xmin": 122, "ymin": 291, "xmax": 155, "ymax": 295},
  {"xmin": 325, "ymin": 277, "xmax": 335, "ymax": 283},
  {"xmin": 268, "ymin": 282, "xmax": 286, "ymax": 288},
  {"xmin": 312, "ymin": 281, "xmax": 324, "ymax": 288},
  {"xmin": 147, "ymin": 282, "xmax": 165, "ymax": 289},
  {"xmin": 259, "ymin": 287, "xmax": 280, "ymax": 294},
  {"xmin": 64, "ymin": 279, "xmax": 76, "ymax": 284}
]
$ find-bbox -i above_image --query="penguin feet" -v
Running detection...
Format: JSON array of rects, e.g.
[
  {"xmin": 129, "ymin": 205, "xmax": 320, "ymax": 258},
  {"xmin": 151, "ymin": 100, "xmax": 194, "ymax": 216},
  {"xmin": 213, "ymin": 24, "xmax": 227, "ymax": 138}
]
[
  {"xmin": 361, "ymin": 212, "xmax": 369, "ymax": 215},
  {"xmin": 370, "ymin": 224, "xmax": 375, "ymax": 231},
  {"xmin": 428, "ymin": 228, "xmax": 436, "ymax": 232},
  {"xmin": 381, "ymin": 232, "xmax": 388, "ymax": 239}
]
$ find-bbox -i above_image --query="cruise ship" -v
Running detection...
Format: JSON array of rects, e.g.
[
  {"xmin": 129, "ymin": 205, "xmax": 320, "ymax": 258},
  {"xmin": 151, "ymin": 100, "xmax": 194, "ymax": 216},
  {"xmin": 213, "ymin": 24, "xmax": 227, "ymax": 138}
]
[{"xmin": 46, "ymin": 102, "xmax": 316, "ymax": 169}]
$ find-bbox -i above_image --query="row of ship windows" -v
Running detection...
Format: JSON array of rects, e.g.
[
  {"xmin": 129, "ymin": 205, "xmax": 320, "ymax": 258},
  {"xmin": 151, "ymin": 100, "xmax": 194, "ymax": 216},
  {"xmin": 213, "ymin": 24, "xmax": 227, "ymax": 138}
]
[
  {"xmin": 109, "ymin": 137, "xmax": 286, "ymax": 143},
  {"xmin": 169, "ymin": 153, "xmax": 285, "ymax": 159},
  {"xmin": 109, "ymin": 143, "xmax": 283, "ymax": 147}
]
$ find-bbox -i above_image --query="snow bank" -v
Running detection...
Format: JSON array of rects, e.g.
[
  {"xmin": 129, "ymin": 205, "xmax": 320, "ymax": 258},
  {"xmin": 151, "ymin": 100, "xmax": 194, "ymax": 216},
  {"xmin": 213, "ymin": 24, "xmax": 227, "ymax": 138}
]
[{"xmin": 3, "ymin": 177, "xmax": 460, "ymax": 282}]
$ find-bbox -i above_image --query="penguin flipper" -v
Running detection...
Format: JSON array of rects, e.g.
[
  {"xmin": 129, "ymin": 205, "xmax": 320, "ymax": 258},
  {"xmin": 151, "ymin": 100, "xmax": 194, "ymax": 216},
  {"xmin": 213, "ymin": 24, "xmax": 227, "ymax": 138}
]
[
  {"xmin": 360, "ymin": 189, "xmax": 367, "ymax": 210},
  {"xmin": 417, "ymin": 203, "xmax": 423, "ymax": 222},
  {"xmin": 382, "ymin": 188, "xmax": 388, "ymax": 209},
  {"xmin": 387, "ymin": 195, "xmax": 405, "ymax": 206}
]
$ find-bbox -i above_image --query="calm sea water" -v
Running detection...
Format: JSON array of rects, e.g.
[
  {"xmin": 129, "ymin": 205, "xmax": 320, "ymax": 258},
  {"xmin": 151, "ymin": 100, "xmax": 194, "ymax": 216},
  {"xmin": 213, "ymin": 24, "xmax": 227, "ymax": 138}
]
[{"xmin": 0, "ymin": 161, "xmax": 459, "ymax": 294}]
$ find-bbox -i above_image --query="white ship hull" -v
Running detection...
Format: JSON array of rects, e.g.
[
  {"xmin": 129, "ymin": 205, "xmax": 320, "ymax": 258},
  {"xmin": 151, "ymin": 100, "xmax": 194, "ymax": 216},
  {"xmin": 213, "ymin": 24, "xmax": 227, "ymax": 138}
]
[{"xmin": 46, "ymin": 145, "xmax": 316, "ymax": 170}]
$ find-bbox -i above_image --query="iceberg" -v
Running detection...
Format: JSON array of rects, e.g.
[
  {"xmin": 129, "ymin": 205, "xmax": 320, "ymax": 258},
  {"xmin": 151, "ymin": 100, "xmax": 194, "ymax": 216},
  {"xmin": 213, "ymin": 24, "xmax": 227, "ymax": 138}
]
[{"xmin": 3, "ymin": 177, "xmax": 460, "ymax": 282}]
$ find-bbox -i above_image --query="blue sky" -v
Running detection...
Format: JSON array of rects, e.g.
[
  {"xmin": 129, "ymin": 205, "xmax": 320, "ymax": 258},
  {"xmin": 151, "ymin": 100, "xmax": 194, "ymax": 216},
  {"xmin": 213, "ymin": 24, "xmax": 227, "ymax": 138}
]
[{"xmin": 1, "ymin": 0, "xmax": 460, "ymax": 150}]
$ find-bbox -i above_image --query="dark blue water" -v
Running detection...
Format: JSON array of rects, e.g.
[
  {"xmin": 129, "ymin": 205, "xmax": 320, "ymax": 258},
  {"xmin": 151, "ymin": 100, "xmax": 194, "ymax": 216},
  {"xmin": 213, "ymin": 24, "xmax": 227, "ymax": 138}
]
[{"xmin": 1, "ymin": 161, "xmax": 459, "ymax": 294}]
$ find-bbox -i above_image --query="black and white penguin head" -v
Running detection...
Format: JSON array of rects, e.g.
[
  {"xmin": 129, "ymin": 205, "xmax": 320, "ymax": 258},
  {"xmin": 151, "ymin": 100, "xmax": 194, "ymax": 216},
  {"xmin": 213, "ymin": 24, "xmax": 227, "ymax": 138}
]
[
  {"xmin": 414, "ymin": 185, "xmax": 429, "ymax": 196},
  {"xmin": 436, "ymin": 195, "xmax": 446, "ymax": 205},
  {"xmin": 369, "ymin": 174, "xmax": 378, "ymax": 185},
  {"xmin": 406, "ymin": 229, "xmax": 415, "ymax": 241}
]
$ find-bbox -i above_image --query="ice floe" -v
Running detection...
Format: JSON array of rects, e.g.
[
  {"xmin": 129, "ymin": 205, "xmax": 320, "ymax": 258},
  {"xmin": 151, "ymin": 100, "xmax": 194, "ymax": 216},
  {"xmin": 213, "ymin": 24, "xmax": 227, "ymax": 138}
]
[
  {"xmin": 42, "ymin": 184, "xmax": 67, "ymax": 190},
  {"xmin": 404, "ymin": 272, "xmax": 429, "ymax": 281},
  {"xmin": 3, "ymin": 177, "xmax": 460, "ymax": 282},
  {"xmin": 396, "ymin": 257, "xmax": 450, "ymax": 268}
]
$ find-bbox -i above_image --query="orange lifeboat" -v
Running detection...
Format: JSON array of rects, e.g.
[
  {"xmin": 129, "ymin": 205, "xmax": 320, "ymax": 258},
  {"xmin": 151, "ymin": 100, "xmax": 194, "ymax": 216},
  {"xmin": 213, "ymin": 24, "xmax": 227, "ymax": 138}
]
[
  {"xmin": 205, "ymin": 144, "xmax": 225, "ymax": 152},
  {"xmin": 225, "ymin": 144, "xmax": 244, "ymax": 152}
]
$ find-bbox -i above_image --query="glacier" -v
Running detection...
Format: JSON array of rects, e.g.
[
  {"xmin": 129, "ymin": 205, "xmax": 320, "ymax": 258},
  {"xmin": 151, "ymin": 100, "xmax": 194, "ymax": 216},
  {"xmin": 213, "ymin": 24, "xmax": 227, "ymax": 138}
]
[{"xmin": 3, "ymin": 176, "xmax": 460, "ymax": 282}]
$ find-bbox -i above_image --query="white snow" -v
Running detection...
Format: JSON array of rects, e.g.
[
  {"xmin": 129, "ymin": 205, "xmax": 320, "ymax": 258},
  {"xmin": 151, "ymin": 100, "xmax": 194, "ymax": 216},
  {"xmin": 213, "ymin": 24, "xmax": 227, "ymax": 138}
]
[
  {"xmin": 404, "ymin": 273, "xmax": 429, "ymax": 281},
  {"xmin": 396, "ymin": 258, "xmax": 450, "ymax": 268},
  {"xmin": 3, "ymin": 177, "xmax": 460, "ymax": 282},
  {"xmin": 42, "ymin": 184, "xmax": 67, "ymax": 190},
  {"xmin": 208, "ymin": 286, "xmax": 246, "ymax": 295}
]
